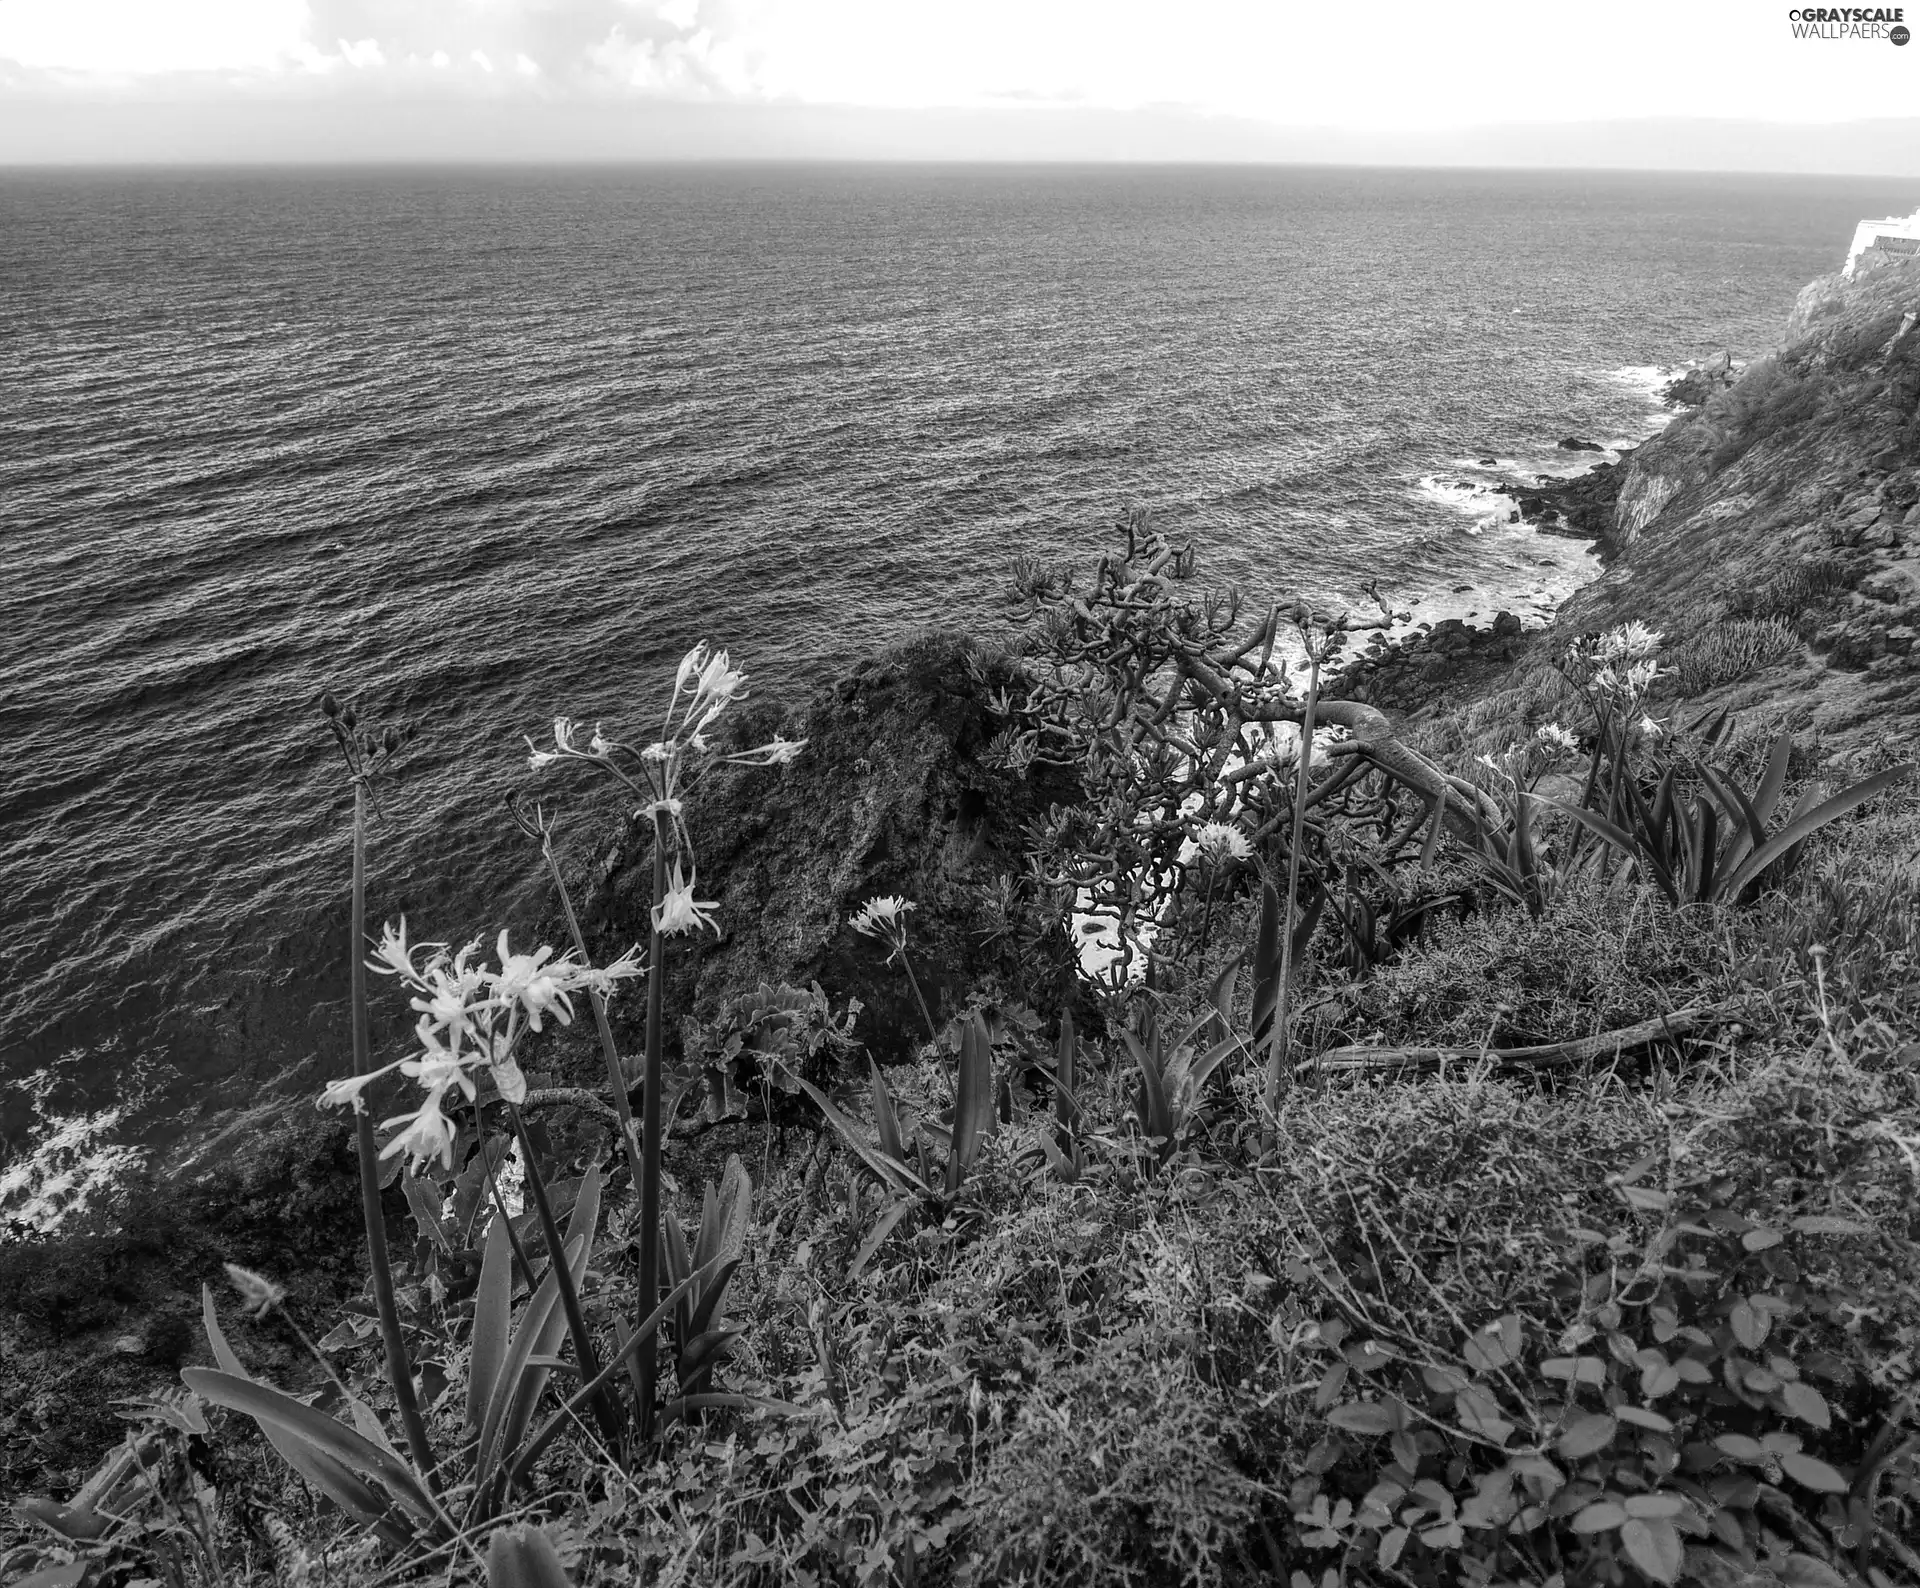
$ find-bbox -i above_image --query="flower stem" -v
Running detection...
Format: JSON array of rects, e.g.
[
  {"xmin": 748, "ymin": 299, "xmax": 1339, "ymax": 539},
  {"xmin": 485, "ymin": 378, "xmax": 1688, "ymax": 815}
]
[
  {"xmin": 347, "ymin": 781, "xmax": 436, "ymax": 1484},
  {"xmin": 503, "ymin": 1100, "xmax": 624, "ymax": 1452},
  {"xmin": 1262, "ymin": 647, "xmax": 1320, "ymax": 1147},
  {"xmin": 539, "ymin": 836, "xmax": 649, "ymax": 1231},
  {"xmin": 635, "ymin": 814, "xmax": 668, "ymax": 1440},
  {"xmin": 899, "ymin": 953, "xmax": 940, "ymax": 1045}
]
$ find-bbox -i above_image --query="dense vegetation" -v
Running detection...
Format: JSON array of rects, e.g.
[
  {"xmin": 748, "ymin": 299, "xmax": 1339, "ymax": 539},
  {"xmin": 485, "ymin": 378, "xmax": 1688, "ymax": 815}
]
[{"xmin": 6, "ymin": 497, "xmax": 1916, "ymax": 1588}]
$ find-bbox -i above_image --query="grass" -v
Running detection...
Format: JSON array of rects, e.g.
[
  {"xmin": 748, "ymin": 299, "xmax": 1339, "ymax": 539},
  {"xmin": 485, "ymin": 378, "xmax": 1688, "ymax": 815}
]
[{"xmin": 8, "ymin": 642, "xmax": 1919, "ymax": 1588}]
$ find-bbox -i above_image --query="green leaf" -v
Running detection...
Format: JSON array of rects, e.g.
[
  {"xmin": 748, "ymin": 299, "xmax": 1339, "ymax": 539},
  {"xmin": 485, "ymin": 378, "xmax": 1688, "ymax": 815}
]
[
  {"xmin": 947, "ymin": 1013, "xmax": 996, "ymax": 1195},
  {"xmin": 1313, "ymin": 1361, "xmax": 1349, "ymax": 1411},
  {"xmin": 1616, "ymin": 1406, "xmax": 1674, "ymax": 1433},
  {"xmin": 789, "ymin": 1073, "xmax": 929, "ymax": 1198},
  {"xmin": 193, "ymin": 1292, "xmax": 410, "ymax": 1544},
  {"xmin": 849, "ymin": 1199, "xmax": 914, "ymax": 1281},
  {"xmin": 1780, "ymin": 1381, "xmax": 1831, "ymax": 1430},
  {"xmin": 181, "ymin": 1368, "xmax": 439, "ymax": 1530},
  {"xmin": 1557, "ymin": 1413, "xmax": 1617, "ymax": 1460},
  {"xmin": 1778, "ymin": 1554, "xmax": 1848, "ymax": 1588},
  {"xmin": 1729, "ymin": 1300, "xmax": 1768, "ymax": 1350},
  {"xmin": 1623, "ymin": 1493, "xmax": 1686, "ymax": 1519},
  {"xmin": 1249, "ymin": 881, "xmax": 1281, "ymax": 1041},
  {"xmin": 469, "ymin": 1208, "xmax": 513, "ymax": 1434},
  {"xmin": 1378, "ymin": 1525, "xmax": 1409, "ymax": 1570},
  {"xmin": 486, "ymin": 1523, "xmax": 577, "ymax": 1588},
  {"xmin": 1123, "ymin": 1027, "xmax": 1173, "ymax": 1154},
  {"xmin": 1326, "ymin": 1402, "xmax": 1395, "ymax": 1435},
  {"xmin": 1541, "ymin": 1356, "xmax": 1605, "ymax": 1385},
  {"xmin": 870, "ymin": 1062, "xmax": 907, "ymax": 1164},
  {"xmin": 1721, "ymin": 763, "xmax": 1916, "ymax": 900},
  {"xmin": 695, "ymin": 1155, "xmax": 753, "ymax": 1278},
  {"xmin": 1715, "ymin": 1434, "xmax": 1767, "ymax": 1461},
  {"xmin": 474, "ymin": 1234, "xmax": 588, "ymax": 1505},
  {"xmin": 1620, "ymin": 1516, "xmax": 1682, "ymax": 1584},
  {"xmin": 1789, "ymin": 1215, "xmax": 1870, "ymax": 1236},
  {"xmin": 10, "ymin": 1566, "xmax": 88, "ymax": 1588},
  {"xmin": 1570, "ymin": 1500, "xmax": 1626, "ymax": 1534},
  {"xmin": 1779, "ymin": 1452, "xmax": 1848, "ymax": 1493}
]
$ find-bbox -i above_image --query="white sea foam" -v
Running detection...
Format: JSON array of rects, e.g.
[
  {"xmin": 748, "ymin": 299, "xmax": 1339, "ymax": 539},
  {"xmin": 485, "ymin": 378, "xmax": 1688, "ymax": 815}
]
[{"xmin": 0, "ymin": 1106, "xmax": 147, "ymax": 1232}]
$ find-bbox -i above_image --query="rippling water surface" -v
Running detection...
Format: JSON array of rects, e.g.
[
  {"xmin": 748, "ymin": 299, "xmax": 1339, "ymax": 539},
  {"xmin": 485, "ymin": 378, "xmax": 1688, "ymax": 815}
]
[{"xmin": 0, "ymin": 163, "xmax": 1900, "ymax": 1153}]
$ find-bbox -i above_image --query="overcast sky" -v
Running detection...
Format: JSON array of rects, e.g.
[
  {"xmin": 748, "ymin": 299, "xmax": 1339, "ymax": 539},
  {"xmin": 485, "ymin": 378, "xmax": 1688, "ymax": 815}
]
[{"xmin": 3, "ymin": 0, "xmax": 1919, "ymax": 168}]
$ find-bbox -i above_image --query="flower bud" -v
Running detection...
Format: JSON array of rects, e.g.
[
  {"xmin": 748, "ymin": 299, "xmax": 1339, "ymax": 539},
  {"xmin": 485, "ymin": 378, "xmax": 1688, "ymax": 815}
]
[
  {"xmin": 320, "ymin": 691, "xmax": 341, "ymax": 719},
  {"xmin": 383, "ymin": 726, "xmax": 401, "ymax": 753},
  {"xmin": 342, "ymin": 703, "xmax": 358, "ymax": 729}
]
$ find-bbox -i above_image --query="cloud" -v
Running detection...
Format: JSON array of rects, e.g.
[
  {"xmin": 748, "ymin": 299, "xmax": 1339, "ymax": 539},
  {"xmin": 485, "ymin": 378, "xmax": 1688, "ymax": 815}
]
[{"xmin": 338, "ymin": 37, "xmax": 386, "ymax": 69}]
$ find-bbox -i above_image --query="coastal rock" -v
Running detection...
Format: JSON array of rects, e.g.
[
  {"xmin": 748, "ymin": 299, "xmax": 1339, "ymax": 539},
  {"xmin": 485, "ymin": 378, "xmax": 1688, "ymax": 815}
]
[
  {"xmin": 1511, "ymin": 459, "xmax": 1628, "ymax": 555},
  {"xmin": 1327, "ymin": 611, "xmax": 1529, "ymax": 713},
  {"xmin": 1557, "ymin": 437, "xmax": 1605, "ymax": 452},
  {"xmin": 581, "ymin": 633, "xmax": 1080, "ymax": 1064}
]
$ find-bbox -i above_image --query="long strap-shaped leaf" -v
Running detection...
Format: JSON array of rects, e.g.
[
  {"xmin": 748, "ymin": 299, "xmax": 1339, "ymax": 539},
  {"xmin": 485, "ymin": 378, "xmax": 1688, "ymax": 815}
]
[
  {"xmin": 192, "ymin": 1291, "xmax": 414, "ymax": 1547},
  {"xmin": 468, "ymin": 1208, "xmax": 513, "ymax": 1433},
  {"xmin": 1248, "ymin": 880, "xmax": 1281, "ymax": 1040},
  {"xmin": 504, "ymin": 1271, "xmax": 699, "ymax": 1493},
  {"xmin": 946, "ymin": 1013, "xmax": 995, "ymax": 1197},
  {"xmin": 790, "ymin": 1072, "xmax": 931, "ymax": 1198},
  {"xmin": 183, "ymin": 1368, "xmax": 441, "ymax": 1533},
  {"xmin": 472, "ymin": 1232, "xmax": 588, "ymax": 1514},
  {"xmin": 1122, "ymin": 1027, "xmax": 1173, "ymax": 1151},
  {"xmin": 1721, "ymin": 764, "xmax": 1915, "ymax": 901}
]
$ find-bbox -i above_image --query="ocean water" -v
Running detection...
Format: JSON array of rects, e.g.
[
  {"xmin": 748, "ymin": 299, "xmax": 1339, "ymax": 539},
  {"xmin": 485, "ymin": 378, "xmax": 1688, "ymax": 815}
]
[{"xmin": 0, "ymin": 162, "xmax": 1905, "ymax": 1179}]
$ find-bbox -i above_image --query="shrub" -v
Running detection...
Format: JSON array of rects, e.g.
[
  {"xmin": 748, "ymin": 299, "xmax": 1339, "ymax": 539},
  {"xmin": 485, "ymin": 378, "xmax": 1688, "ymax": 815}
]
[
  {"xmin": 1663, "ymin": 618, "xmax": 1801, "ymax": 699},
  {"xmin": 1703, "ymin": 357, "xmax": 1829, "ymax": 471}
]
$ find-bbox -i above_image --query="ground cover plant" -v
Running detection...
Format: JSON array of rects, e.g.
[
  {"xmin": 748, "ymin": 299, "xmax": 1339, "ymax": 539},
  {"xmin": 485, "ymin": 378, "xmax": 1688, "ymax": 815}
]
[{"xmin": 7, "ymin": 531, "xmax": 1918, "ymax": 1588}]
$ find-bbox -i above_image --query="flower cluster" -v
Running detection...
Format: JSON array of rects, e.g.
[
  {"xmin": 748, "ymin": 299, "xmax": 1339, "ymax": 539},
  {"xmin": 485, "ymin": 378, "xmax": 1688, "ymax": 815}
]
[
  {"xmin": 525, "ymin": 642, "xmax": 806, "ymax": 939},
  {"xmin": 1192, "ymin": 821, "xmax": 1254, "ymax": 864},
  {"xmin": 849, "ymin": 895, "xmax": 916, "ymax": 964},
  {"xmin": 1565, "ymin": 623, "xmax": 1668, "ymax": 738},
  {"xmin": 1535, "ymin": 721, "xmax": 1580, "ymax": 757},
  {"xmin": 319, "ymin": 924, "xmax": 643, "ymax": 1170}
]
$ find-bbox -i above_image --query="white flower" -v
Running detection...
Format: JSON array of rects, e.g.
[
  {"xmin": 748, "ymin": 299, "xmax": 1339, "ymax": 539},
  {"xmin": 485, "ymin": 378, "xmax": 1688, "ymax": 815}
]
[
  {"xmin": 492, "ymin": 929, "xmax": 575, "ymax": 1031},
  {"xmin": 553, "ymin": 716, "xmax": 580, "ymax": 753},
  {"xmin": 1194, "ymin": 822, "xmax": 1253, "ymax": 864},
  {"xmin": 728, "ymin": 734, "xmax": 807, "ymax": 767},
  {"xmin": 1535, "ymin": 722, "xmax": 1580, "ymax": 755},
  {"xmin": 224, "ymin": 1264, "xmax": 285, "ymax": 1318},
  {"xmin": 1596, "ymin": 621, "xmax": 1663, "ymax": 663},
  {"xmin": 653, "ymin": 860, "xmax": 720, "ymax": 936},
  {"xmin": 526, "ymin": 741, "xmax": 559, "ymax": 771},
  {"xmin": 682, "ymin": 649, "xmax": 748, "ymax": 736},
  {"xmin": 849, "ymin": 895, "xmax": 915, "ymax": 964},
  {"xmin": 587, "ymin": 944, "xmax": 647, "ymax": 993},
  {"xmin": 850, "ymin": 895, "xmax": 915, "ymax": 937},
  {"xmin": 1625, "ymin": 659, "xmax": 1664, "ymax": 695},
  {"xmin": 379, "ymin": 1096, "xmax": 458, "ymax": 1171},
  {"xmin": 588, "ymin": 723, "xmax": 611, "ymax": 757},
  {"xmin": 320, "ymin": 1068, "xmax": 393, "ymax": 1113},
  {"xmin": 1638, "ymin": 714, "xmax": 1664, "ymax": 739},
  {"xmin": 367, "ymin": 919, "xmax": 428, "ymax": 982}
]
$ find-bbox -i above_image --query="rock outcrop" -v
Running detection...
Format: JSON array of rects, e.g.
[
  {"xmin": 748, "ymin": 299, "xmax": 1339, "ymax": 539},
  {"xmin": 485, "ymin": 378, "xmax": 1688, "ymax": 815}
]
[{"xmin": 574, "ymin": 633, "xmax": 1080, "ymax": 1065}]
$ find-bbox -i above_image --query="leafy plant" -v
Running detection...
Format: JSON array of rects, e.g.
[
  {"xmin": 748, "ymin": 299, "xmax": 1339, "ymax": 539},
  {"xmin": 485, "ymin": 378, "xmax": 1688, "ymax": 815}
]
[
  {"xmin": 1548, "ymin": 733, "xmax": 1915, "ymax": 907},
  {"xmin": 1289, "ymin": 1150, "xmax": 1917, "ymax": 1586},
  {"xmin": 660, "ymin": 1154, "xmax": 753, "ymax": 1408},
  {"xmin": 675, "ymin": 981, "xmax": 863, "ymax": 1128},
  {"xmin": 1122, "ymin": 967, "xmax": 1243, "ymax": 1171},
  {"xmin": 797, "ymin": 1011, "xmax": 998, "ymax": 1210}
]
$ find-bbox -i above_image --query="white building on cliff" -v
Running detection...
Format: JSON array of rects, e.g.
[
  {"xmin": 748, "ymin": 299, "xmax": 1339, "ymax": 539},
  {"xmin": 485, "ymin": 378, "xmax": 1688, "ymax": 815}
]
[{"xmin": 1843, "ymin": 205, "xmax": 1920, "ymax": 278}]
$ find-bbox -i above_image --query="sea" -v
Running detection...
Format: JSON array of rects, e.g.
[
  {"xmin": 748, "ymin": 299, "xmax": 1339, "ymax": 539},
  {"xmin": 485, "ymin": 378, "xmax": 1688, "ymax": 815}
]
[{"xmin": 2, "ymin": 162, "xmax": 1909, "ymax": 1220}]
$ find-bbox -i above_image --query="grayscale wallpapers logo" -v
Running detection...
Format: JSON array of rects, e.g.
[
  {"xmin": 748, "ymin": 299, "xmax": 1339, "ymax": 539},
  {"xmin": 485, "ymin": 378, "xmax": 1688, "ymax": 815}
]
[{"xmin": 1787, "ymin": 7, "xmax": 1910, "ymax": 39}]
